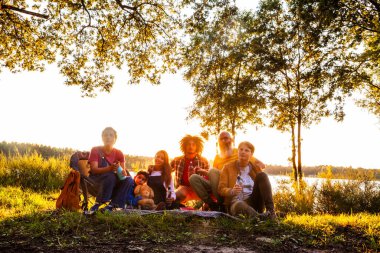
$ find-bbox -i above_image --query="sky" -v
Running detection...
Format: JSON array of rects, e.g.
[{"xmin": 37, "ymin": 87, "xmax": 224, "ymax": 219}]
[{"xmin": 0, "ymin": 0, "xmax": 380, "ymax": 169}]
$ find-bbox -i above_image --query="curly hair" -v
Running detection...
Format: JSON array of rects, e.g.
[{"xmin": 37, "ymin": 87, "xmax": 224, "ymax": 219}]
[{"xmin": 179, "ymin": 135, "xmax": 204, "ymax": 155}]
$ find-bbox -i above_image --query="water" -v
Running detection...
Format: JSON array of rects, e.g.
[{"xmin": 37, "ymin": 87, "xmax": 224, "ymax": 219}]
[{"xmin": 269, "ymin": 175, "xmax": 380, "ymax": 192}]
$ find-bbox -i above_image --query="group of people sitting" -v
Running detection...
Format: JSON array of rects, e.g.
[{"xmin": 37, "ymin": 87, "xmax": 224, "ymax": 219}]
[{"xmin": 87, "ymin": 127, "xmax": 276, "ymax": 220}]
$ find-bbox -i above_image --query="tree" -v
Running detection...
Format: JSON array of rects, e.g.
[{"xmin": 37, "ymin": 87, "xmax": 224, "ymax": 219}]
[
  {"xmin": 182, "ymin": 5, "xmax": 265, "ymax": 141},
  {"xmin": 0, "ymin": 0, "xmax": 188, "ymax": 96},
  {"xmin": 245, "ymin": 0, "xmax": 368, "ymax": 184},
  {"xmin": 300, "ymin": 0, "xmax": 380, "ymax": 117}
]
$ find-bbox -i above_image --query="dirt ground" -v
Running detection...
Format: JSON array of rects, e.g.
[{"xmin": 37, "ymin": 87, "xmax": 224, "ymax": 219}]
[{"xmin": 0, "ymin": 233, "xmax": 357, "ymax": 253}]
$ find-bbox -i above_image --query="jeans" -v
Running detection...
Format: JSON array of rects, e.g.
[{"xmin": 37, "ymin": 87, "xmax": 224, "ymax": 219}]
[
  {"xmin": 189, "ymin": 168, "xmax": 222, "ymax": 204},
  {"xmin": 89, "ymin": 172, "xmax": 133, "ymax": 208}
]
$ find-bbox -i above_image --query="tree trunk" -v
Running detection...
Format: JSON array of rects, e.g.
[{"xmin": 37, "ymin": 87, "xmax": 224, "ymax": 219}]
[
  {"xmin": 291, "ymin": 123, "xmax": 298, "ymax": 182},
  {"xmin": 297, "ymin": 104, "xmax": 302, "ymax": 182}
]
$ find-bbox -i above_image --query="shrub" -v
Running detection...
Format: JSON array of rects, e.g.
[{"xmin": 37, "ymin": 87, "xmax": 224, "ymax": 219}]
[
  {"xmin": 0, "ymin": 152, "xmax": 69, "ymax": 192},
  {"xmin": 316, "ymin": 179, "xmax": 380, "ymax": 214},
  {"xmin": 273, "ymin": 179, "xmax": 316, "ymax": 214}
]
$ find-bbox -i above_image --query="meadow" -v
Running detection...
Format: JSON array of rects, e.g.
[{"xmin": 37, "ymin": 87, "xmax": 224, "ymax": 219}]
[{"xmin": 0, "ymin": 145, "xmax": 379, "ymax": 252}]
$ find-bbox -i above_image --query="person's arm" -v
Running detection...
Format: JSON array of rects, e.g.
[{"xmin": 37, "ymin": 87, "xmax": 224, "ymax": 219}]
[
  {"xmin": 250, "ymin": 157, "xmax": 265, "ymax": 171},
  {"xmin": 218, "ymin": 166, "xmax": 232, "ymax": 197},
  {"xmin": 218, "ymin": 166, "xmax": 241, "ymax": 197},
  {"xmin": 195, "ymin": 157, "xmax": 209, "ymax": 176},
  {"xmin": 165, "ymin": 177, "xmax": 176, "ymax": 201}
]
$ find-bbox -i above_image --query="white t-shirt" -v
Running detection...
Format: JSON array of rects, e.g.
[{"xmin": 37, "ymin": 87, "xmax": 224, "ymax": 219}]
[
  {"xmin": 150, "ymin": 170, "xmax": 176, "ymax": 200},
  {"xmin": 233, "ymin": 165, "xmax": 254, "ymax": 202}
]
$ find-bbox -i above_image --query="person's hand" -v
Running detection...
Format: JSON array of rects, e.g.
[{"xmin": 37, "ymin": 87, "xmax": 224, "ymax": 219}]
[
  {"xmin": 255, "ymin": 159, "xmax": 266, "ymax": 170},
  {"xmin": 232, "ymin": 184, "xmax": 243, "ymax": 196},
  {"xmin": 110, "ymin": 161, "xmax": 119, "ymax": 172},
  {"xmin": 166, "ymin": 197, "xmax": 174, "ymax": 205},
  {"xmin": 195, "ymin": 167, "xmax": 208, "ymax": 176},
  {"xmin": 122, "ymin": 168, "xmax": 128, "ymax": 176}
]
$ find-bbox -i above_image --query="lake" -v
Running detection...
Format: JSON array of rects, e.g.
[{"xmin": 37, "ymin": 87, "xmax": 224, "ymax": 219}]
[{"xmin": 269, "ymin": 175, "xmax": 380, "ymax": 192}]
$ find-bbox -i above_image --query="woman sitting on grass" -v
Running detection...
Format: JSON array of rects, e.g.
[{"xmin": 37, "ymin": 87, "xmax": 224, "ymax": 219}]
[
  {"xmin": 218, "ymin": 141, "xmax": 276, "ymax": 220},
  {"xmin": 147, "ymin": 150, "xmax": 177, "ymax": 209},
  {"xmin": 88, "ymin": 127, "xmax": 133, "ymax": 213}
]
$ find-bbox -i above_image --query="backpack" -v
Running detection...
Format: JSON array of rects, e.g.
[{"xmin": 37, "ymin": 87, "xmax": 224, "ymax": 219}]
[
  {"xmin": 56, "ymin": 169, "xmax": 81, "ymax": 211},
  {"xmin": 69, "ymin": 151, "xmax": 90, "ymax": 176}
]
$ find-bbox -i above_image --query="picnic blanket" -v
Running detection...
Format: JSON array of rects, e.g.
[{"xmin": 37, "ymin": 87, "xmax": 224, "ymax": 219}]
[{"xmin": 118, "ymin": 209, "xmax": 241, "ymax": 220}]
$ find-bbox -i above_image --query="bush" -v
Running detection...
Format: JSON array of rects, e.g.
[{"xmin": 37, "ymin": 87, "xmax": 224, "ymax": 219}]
[
  {"xmin": 316, "ymin": 179, "xmax": 380, "ymax": 214},
  {"xmin": 273, "ymin": 179, "xmax": 316, "ymax": 214},
  {"xmin": 0, "ymin": 153, "xmax": 70, "ymax": 192},
  {"xmin": 273, "ymin": 176, "xmax": 380, "ymax": 214}
]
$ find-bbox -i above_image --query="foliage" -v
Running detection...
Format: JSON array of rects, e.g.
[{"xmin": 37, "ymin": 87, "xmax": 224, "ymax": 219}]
[
  {"xmin": 273, "ymin": 178, "xmax": 316, "ymax": 214},
  {"xmin": 0, "ymin": 141, "xmax": 74, "ymax": 158},
  {"xmin": 248, "ymin": 0, "xmax": 369, "ymax": 184},
  {"xmin": 266, "ymin": 164, "xmax": 380, "ymax": 180},
  {"xmin": 125, "ymin": 154, "xmax": 153, "ymax": 172},
  {"xmin": 0, "ymin": 152, "xmax": 69, "ymax": 192},
  {"xmin": 299, "ymin": 0, "xmax": 380, "ymax": 118},
  {"xmin": 316, "ymin": 179, "xmax": 380, "ymax": 214},
  {"xmin": 274, "ymin": 176, "xmax": 380, "ymax": 214},
  {"xmin": 0, "ymin": 0, "xmax": 193, "ymax": 95},
  {"xmin": 317, "ymin": 165, "xmax": 379, "ymax": 181},
  {"xmin": 182, "ymin": 4, "xmax": 265, "ymax": 136}
]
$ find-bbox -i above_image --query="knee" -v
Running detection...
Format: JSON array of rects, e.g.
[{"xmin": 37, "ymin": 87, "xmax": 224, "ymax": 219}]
[
  {"xmin": 208, "ymin": 168, "xmax": 220, "ymax": 178},
  {"xmin": 175, "ymin": 189, "xmax": 185, "ymax": 202},
  {"xmin": 189, "ymin": 174, "xmax": 201, "ymax": 185},
  {"xmin": 256, "ymin": 172, "xmax": 268, "ymax": 181}
]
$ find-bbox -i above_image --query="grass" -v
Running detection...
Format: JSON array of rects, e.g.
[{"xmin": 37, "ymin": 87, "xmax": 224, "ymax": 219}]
[
  {"xmin": 0, "ymin": 186, "xmax": 379, "ymax": 252},
  {"xmin": 0, "ymin": 153, "xmax": 379, "ymax": 252},
  {"xmin": 0, "ymin": 153, "xmax": 69, "ymax": 192}
]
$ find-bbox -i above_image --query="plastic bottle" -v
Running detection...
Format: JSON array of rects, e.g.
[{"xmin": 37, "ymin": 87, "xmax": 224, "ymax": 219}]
[
  {"xmin": 167, "ymin": 186, "xmax": 173, "ymax": 207},
  {"xmin": 116, "ymin": 166, "xmax": 126, "ymax": 180},
  {"xmin": 236, "ymin": 175, "xmax": 243, "ymax": 201},
  {"xmin": 189, "ymin": 160, "xmax": 194, "ymax": 172}
]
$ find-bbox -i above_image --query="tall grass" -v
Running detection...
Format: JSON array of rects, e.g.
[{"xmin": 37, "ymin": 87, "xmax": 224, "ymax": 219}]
[
  {"xmin": 274, "ymin": 177, "xmax": 380, "ymax": 214},
  {"xmin": 0, "ymin": 153, "xmax": 69, "ymax": 192},
  {"xmin": 0, "ymin": 186, "xmax": 57, "ymax": 220},
  {"xmin": 273, "ymin": 178, "xmax": 316, "ymax": 214}
]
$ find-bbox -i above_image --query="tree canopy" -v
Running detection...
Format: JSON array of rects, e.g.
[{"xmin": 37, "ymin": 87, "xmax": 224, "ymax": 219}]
[
  {"xmin": 182, "ymin": 5, "xmax": 265, "ymax": 137},
  {"xmin": 181, "ymin": 0, "xmax": 371, "ymax": 184},
  {"xmin": 1, "ymin": 0, "xmax": 185, "ymax": 96},
  {"xmin": 300, "ymin": 0, "xmax": 380, "ymax": 117}
]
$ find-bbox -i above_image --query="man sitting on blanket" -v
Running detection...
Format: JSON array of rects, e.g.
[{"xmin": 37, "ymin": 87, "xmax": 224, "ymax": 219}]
[{"xmin": 170, "ymin": 134, "xmax": 213, "ymax": 209}]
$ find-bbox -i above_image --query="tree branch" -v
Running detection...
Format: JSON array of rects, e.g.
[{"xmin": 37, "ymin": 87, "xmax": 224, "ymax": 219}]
[
  {"xmin": 368, "ymin": 0, "xmax": 380, "ymax": 15},
  {"xmin": 1, "ymin": 4, "xmax": 48, "ymax": 19}
]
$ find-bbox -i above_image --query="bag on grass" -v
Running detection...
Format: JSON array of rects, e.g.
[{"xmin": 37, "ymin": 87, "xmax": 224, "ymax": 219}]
[{"xmin": 56, "ymin": 169, "xmax": 81, "ymax": 211}]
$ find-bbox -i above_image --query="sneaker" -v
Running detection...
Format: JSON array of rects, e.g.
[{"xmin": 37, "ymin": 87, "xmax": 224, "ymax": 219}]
[
  {"xmin": 230, "ymin": 201, "xmax": 259, "ymax": 218},
  {"xmin": 208, "ymin": 201, "xmax": 220, "ymax": 211},
  {"xmin": 88, "ymin": 203, "xmax": 101, "ymax": 214},
  {"xmin": 155, "ymin": 202, "xmax": 166, "ymax": 211},
  {"xmin": 259, "ymin": 210, "xmax": 277, "ymax": 221},
  {"xmin": 100, "ymin": 204, "xmax": 114, "ymax": 213}
]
